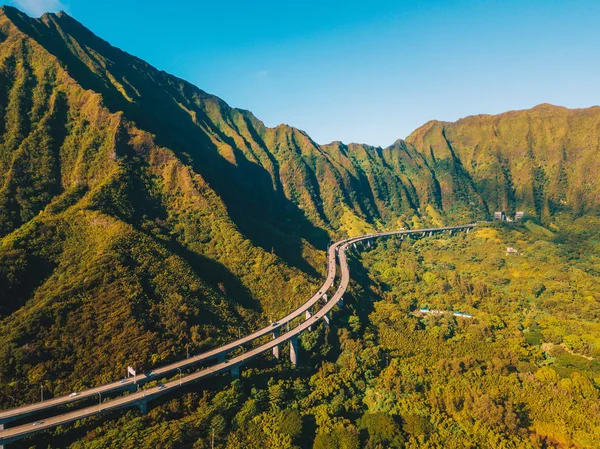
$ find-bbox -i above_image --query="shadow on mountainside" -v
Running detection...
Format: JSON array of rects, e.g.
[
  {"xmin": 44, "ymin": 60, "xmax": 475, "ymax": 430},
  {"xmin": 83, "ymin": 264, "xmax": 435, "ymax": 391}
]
[{"xmin": 4, "ymin": 8, "xmax": 330, "ymax": 275}]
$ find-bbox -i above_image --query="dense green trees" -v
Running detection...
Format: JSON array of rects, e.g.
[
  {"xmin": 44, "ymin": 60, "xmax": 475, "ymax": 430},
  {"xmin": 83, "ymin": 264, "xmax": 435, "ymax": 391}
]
[{"xmin": 45, "ymin": 218, "xmax": 600, "ymax": 449}]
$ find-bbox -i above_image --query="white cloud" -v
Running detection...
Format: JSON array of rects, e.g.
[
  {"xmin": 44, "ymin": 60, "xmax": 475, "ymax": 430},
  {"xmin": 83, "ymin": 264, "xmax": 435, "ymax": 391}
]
[
  {"xmin": 256, "ymin": 70, "xmax": 269, "ymax": 80},
  {"xmin": 9, "ymin": 0, "xmax": 67, "ymax": 17}
]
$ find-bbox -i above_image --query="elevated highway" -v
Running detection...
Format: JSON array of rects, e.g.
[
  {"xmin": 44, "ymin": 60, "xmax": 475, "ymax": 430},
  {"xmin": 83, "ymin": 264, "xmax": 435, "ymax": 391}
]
[
  {"xmin": 0, "ymin": 224, "xmax": 475, "ymax": 446},
  {"xmin": 0, "ymin": 239, "xmax": 341, "ymax": 426}
]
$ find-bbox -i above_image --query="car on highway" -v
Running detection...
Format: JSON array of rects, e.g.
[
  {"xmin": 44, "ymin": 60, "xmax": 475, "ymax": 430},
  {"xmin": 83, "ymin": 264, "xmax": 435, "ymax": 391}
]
[
  {"xmin": 69, "ymin": 392, "xmax": 78, "ymax": 397},
  {"xmin": 119, "ymin": 379, "xmax": 130, "ymax": 384},
  {"xmin": 271, "ymin": 322, "xmax": 278, "ymax": 327},
  {"xmin": 32, "ymin": 421, "xmax": 44, "ymax": 426},
  {"xmin": 157, "ymin": 384, "xmax": 167, "ymax": 391}
]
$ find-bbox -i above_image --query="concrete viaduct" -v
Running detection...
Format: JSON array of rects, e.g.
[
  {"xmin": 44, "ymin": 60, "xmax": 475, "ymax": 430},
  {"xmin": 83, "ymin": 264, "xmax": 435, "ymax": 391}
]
[{"xmin": 0, "ymin": 224, "xmax": 475, "ymax": 447}]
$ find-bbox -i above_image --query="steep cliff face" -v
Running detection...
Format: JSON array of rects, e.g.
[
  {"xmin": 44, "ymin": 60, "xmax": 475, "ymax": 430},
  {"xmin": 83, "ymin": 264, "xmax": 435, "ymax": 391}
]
[
  {"xmin": 0, "ymin": 6, "xmax": 326, "ymax": 403},
  {"xmin": 406, "ymin": 104, "xmax": 600, "ymax": 218}
]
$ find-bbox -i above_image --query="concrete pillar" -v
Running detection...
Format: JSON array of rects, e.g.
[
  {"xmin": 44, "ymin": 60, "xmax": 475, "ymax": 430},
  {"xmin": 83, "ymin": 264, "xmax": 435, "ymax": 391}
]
[
  {"xmin": 322, "ymin": 294, "xmax": 328, "ymax": 304},
  {"xmin": 429, "ymin": 231, "xmax": 433, "ymax": 237},
  {"xmin": 272, "ymin": 328, "xmax": 280, "ymax": 359},
  {"xmin": 138, "ymin": 401, "xmax": 148, "ymax": 414},
  {"xmin": 422, "ymin": 231, "xmax": 426, "ymax": 236},
  {"xmin": 323, "ymin": 313, "xmax": 330, "ymax": 325},
  {"xmin": 466, "ymin": 228, "xmax": 471, "ymax": 233},
  {"xmin": 339, "ymin": 297, "xmax": 344, "ymax": 307},
  {"xmin": 449, "ymin": 229, "xmax": 453, "ymax": 235},
  {"xmin": 231, "ymin": 365, "xmax": 240, "ymax": 378},
  {"xmin": 289, "ymin": 336, "xmax": 299, "ymax": 367},
  {"xmin": 305, "ymin": 309, "xmax": 313, "ymax": 331}
]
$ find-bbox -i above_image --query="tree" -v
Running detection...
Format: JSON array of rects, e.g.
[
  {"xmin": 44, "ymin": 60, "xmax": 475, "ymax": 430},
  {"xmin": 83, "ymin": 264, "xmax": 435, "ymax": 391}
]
[{"xmin": 359, "ymin": 413, "xmax": 404, "ymax": 448}]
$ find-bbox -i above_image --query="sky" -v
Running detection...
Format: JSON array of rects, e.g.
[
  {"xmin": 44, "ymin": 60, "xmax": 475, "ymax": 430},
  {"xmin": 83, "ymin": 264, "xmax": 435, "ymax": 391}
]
[{"xmin": 4, "ymin": 0, "xmax": 600, "ymax": 147}]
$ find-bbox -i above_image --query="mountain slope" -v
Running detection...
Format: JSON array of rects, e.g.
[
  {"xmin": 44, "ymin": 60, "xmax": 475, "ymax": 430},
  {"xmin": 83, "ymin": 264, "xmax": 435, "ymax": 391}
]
[
  {"xmin": 406, "ymin": 104, "xmax": 600, "ymax": 218},
  {"xmin": 0, "ymin": 6, "xmax": 324, "ymax": 405},
  {"xmin": 0, "ymin": 6, "xmax": 431, "ymax": 239}
]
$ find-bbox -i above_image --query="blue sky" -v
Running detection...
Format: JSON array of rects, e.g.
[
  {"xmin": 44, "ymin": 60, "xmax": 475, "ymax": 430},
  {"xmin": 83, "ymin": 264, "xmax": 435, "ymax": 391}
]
[{"xmin": 5, "ymin": 0, "xmax": 600, "ymax": 146}]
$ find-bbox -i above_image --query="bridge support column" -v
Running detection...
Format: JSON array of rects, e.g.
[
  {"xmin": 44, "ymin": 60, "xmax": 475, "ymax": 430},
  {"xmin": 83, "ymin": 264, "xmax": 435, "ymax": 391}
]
[
  {"xmin": 305, "ymin": 309, "xmax": 313, "ymax": 331},
  {"xmin": 272, "ymin": 328, "xmax": 281, "ymax": 359},
  {"xmin": 289, "ymin": 336, "xmax": 299, "ymax": 367},
  {"xmin": 339, "ymin": 296, "xmax": 344, "ymax": 307},
  {"xmin": 429, "ymin": 231, "xmax": 433, "ymax": 237},
  {"xmin": 466, "ymin": 228, "xmax": 471, "ymax": 233},
  {"xmin": 231, "ymin": 365, "xmax": 240, "ymax": 378},
  {"xmin": 323, "ymin": 312, "xmax": 330, "ymax": 325},
  {"xmin": 138, "ymin": 401, "xmax": 148, "ymax": 414}
]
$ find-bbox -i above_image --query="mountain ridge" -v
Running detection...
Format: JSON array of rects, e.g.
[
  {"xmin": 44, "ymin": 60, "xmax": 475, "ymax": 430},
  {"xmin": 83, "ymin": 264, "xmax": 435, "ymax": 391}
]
[{"xmin": 2, "ymin": 5, "xmax": 598, "ymax": 224}]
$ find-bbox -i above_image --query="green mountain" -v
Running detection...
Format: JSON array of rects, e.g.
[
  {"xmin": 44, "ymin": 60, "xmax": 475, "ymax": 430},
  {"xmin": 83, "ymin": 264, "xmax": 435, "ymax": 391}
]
[
  {"xmin": 406, "ymin": 104, "xmax": 600, "ymax": 218},
  {"xmin": 0, "ymin": 4, "xmax": 598, "ymax": 410}
]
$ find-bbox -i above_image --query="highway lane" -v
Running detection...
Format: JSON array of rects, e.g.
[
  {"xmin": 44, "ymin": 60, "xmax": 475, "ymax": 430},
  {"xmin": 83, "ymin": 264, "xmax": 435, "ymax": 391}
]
[
  {"xmin": 0, "ymin": 224, "xmax": 475, "ymax": 445},
  {"xmin": 0, "ymin": 238, "xmax": 352, "ymax": 443},
  {"xmin": 0, "ymin": 243, "xmax": 341, "ymax": 424}
]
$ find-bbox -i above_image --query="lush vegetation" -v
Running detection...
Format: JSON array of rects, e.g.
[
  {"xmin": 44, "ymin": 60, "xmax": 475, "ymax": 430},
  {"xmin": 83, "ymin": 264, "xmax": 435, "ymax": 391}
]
[
  {"xmin": 15, "ymin": 216, "xmax": 595, "ymax": 449},
  {"xmin": 0, "ymin": 5, "xmax": 599, "ymax": 448},
  {"xmin": 405, "ymin": 106, "xmax": 600, "ymax": 219},
  {"xmin": 0, "ymin": 6, "xmax": 324, "ymax": 407}
]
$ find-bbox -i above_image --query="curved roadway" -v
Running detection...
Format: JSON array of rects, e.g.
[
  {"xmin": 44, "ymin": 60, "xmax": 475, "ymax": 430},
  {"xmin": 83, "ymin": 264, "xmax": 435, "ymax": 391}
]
[
  {"xmin": 0, "ymin": 243, "xmax": 341, "ymax": 425},
  {"xmin": 0, "ymin": 224, "xmax": 475, "ymax": 445}
]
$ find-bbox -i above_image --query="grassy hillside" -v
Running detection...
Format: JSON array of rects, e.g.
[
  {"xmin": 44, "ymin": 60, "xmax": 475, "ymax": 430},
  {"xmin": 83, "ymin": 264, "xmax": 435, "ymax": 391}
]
[
  {"xmin": 0, "ymin": 6, "xmax": 324, "ymax": 406},
  {"xmin": 406, "ymin": 105, "xmax": 600, "ymax": 219}
]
